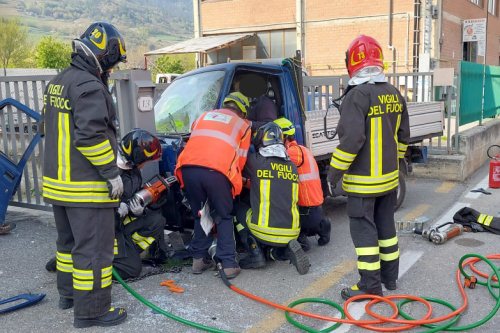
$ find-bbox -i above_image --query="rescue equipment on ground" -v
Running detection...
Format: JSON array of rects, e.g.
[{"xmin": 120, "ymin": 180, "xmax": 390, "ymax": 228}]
[
  {"xmin": 453, "ymin": 207, "xmax": 500, "ymax": 235},
  {"xmin": 112, "ymin": 253, "xmax": 500, "ymax": 332},
  {"xmin": 0, "ymin": 293, "xmax": 45, "ymax": 314},
  {"xmin": 487, "ymin": 144, "xmax": 500, "ymax": 188},
  {"xmin": 0, "ymin": 99, "xmax": 42, "ymax": 226},
  {"xmin": 160, "ymin": 280, "xmax": 184, "ymax": 293},
  {"xmin": 132, "ymin": 175, "xmax": 177, "ymax": 207},
  {"xmin": 414, "ymin": 222, "xmax": 464, "ymax": 244}
]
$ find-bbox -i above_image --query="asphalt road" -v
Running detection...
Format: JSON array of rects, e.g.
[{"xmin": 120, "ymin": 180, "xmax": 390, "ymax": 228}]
[{"xmin": 0, "ymin": 162, "xmax": 499, "ymax": 333}]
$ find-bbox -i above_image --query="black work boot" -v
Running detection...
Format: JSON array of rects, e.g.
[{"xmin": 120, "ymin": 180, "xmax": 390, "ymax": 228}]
[
  {"xmin": 73, "ymin": 307, "xmax": 127, "ymax": 328},
  {"xmin": 239, "ymin": 236, "xmax": 266, "ymax": 269},
  {"xmin": 287, "ymin": 239, "xmax": 310, "ymax": 275},
  {"xmin": 341, "ymin": 284, "xmax": 383, "ymax": 302},
  {"xmin": 382, "ymin": 279, "xmax": 398, "ymax": 290},
  {"xmin": 45, "ymin": 256, "xmax": 57, "ymax": 272},
  {"xmin": 58, "ymin": 297, "xmax": 73, "ymax": 310},
  {"xmin": 317, "ymin": 219, "xmax": 331, "ymax": 246},
  {"xmin": 297, "ymin": 233, "xmax": 311, "ymax": 252}
]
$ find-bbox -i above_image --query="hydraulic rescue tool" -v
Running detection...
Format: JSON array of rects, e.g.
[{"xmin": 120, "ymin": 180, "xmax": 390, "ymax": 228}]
[
  {"xmin": 132, "ymin": 175, "xmax": 178, "ymax": 207},
  {"xmin": 414, "ymin": 222, "xmax": 464, "ymax": 244}
]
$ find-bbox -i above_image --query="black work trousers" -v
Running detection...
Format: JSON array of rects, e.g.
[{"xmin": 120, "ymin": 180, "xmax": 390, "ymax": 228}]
[
  {"xmin": 299, "ymin": 205, "xmax": 323, "ymax": 236},
  {"xmin": 347, "ymin": 191, "xmax": 399, "ymax": 294},
  {"xmin": 181, "ymin": 166, "xmax": 238, "ymax": 269},
  {"xmin": 53, "ymin": 205, "xmax": 115, "ymax": 319},
  {"xmin": 113, "ymin": 209, "xmax": 167, "ymax": 279}
]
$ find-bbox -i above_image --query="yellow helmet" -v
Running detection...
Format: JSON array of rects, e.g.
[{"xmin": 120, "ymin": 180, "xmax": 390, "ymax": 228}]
[
  {"xmin": 274, "ymin": 117, "xmax": 295, "ymax": 136},
  {"xmin": 223, "ymin": 92, "xmax": 250, "ymax": 114}
]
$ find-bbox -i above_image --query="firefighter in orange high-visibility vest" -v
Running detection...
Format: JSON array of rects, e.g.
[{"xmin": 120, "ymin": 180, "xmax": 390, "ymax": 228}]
[{"xmin": 175, "ymin": 92, "xmax": 252, "ymax": 280}]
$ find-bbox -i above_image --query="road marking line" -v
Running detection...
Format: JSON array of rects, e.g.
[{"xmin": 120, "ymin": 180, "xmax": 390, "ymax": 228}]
[
  {"xmin": 403, "ymin": 204, "xmax": 431, "ymax": 221},
  {"xmin": 433, "ymin": 202, "xmax": 470, "ymax": 226},
  {"xmin": 245, "ymin": 260, "xmax": 356, "ymax": 333},
  {"xmin": 464, "ymin": 175, "xmax": 489, "ymax": 199},
  {"xmin": 319, "ymin": 250, "xmax": 424, "ymax": 333},
  {"xmin": 435, "ymin": 181, "xmax": 456, "ymax": 193}
]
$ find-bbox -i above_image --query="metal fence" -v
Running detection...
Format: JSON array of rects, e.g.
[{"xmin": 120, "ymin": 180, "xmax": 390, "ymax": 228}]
[
  {"xmin": 302, "ymin": 71, "xmax": 452, "ymax": 153},
  {"xmin": 0, "ymin": 70, "xmax": 453, "ymax": 212},
  {"xmin": 459, "ymin": 61, "xmax": 500, "ymax": 125},
  {"xmin": 0, "ymin": 75, "xmax": 53, "ymax": 211}
]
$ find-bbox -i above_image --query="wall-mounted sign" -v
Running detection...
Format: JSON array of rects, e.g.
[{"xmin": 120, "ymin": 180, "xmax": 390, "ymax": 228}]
[
  {"xmin": 137, "ymin": 96, "xmax": 154, "ymax": 112},
  {"xmin": 463, "ymin": 18, "xmax": 486, "ymax": 42}
]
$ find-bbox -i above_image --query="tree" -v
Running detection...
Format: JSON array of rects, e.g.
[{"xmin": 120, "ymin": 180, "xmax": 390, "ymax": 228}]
[
  {"xmin": 150, "ymin": 54, "xmax": 195, "ymax": 79},
  {"xmin": 154, "ymin": 55, "xmax": 185, "ymax": 74},
  {"xmin": 0, "ymin": 18, "xmax": 28, "ymax": 75},
  {"xmin": 35, "ymin": 36, "xmax": 72, "ymax": 69}
]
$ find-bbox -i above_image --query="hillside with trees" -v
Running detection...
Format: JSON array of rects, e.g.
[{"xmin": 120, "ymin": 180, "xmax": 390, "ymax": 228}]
[
  {"xmin": 2, "ymin": 0, "xmax": 193, "ymax": 51},
  {"xmin": 0, "ymin": 0, "xmax": 194, "ymax": 73}
]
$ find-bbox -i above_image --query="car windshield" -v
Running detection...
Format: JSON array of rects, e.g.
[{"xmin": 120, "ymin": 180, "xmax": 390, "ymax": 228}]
[{"xmin": 154, "ymin": 70, "xmax": 225, "ymax": 134}]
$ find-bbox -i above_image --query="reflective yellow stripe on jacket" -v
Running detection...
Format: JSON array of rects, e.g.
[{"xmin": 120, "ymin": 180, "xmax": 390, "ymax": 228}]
[
  {"xmin": 248, "ymin": 182, "xmax": 300, "ymax": 245},
  {"xmin": 477, "ymin": 214, "xmax": 494, "ymax": 226},
  {"xmin": 43, "ymin": 176, "xmax": 116, "ymax": 203},
  {"xmin": 342, "ymin": 117, "xmax": 399, "ymax": 194},
  {"xmin": 76, "ymin": 139, "xmax": 115, "ymax": 166},
  {"xmin": 343, "ymin": 170, "xmax": 399, "ymax": 194}
]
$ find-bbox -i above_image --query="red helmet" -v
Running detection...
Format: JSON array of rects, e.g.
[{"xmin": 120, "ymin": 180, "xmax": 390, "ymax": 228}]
[{"xmin": 345, "ymin": 35, "xmax": 384, "ymax": 78}]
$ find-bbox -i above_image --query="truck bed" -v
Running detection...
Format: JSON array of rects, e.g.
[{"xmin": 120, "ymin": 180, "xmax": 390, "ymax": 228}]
[{"xmin": 303, "ymin": 101, "xmax": 444, "ymax": 158}]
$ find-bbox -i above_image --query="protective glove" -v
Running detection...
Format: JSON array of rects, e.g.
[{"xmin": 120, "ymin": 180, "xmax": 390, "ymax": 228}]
[
  {"xmin": 117, "ymin": 202, "xmax": 129, "ymax": 218},
  {"xmin": 326, "ymin": 167, "xmax": 343, "ymax": 196},
  {"xmin": 106, "ymin": 175, "xmax": 123, "ymax": 200},
  {"xmin": 129, "ymin": 197, "xmax": 145, "ymax": 216}
]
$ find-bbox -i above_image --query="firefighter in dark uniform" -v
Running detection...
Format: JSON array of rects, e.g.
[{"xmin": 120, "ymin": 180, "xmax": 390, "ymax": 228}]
[
  {"xmin": 327, "ymin": 35, "xmax": 410, "ymax": 301},
  {"xmin": 42, "ymin": 22, "xmax": 128, "ymax": 328},
  {"xmin": 235, "ymin": 122, "xmax": 310, "ymax": 275},
  {"xmin": 113, "ymin": 129, "xmax": 167, "ymax": 280}
]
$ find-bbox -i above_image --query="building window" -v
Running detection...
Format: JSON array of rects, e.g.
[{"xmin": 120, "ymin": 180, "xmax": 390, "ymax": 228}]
[
  {"xmin": 256, "ymin": 30, "xmax": 296, "ymax": 59},
  {"xmin": 470, "ymin": 0, "xmax": 483, "ymax": 6},
  {"xmin": 463, "ymin": 42, "xmax": 478, "ymax": 62},
  {"xmin": 488, "ymin": 0, "xmax": 497, "ymax": 14}
]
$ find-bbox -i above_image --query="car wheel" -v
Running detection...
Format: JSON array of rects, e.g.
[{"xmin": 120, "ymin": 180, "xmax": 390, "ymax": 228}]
[{"xmin": 395, "ymin": 170, "xmax": 406, "ymax": 211}]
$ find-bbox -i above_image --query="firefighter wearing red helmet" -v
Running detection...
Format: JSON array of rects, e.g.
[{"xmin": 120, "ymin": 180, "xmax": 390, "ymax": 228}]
[
  {"xmin": 42, "ymin": 21, "xmax": 127, "ymax": 328},
  {"xmin": 327, "ymin": 35, "xmax": 410, "ymax": 301}
]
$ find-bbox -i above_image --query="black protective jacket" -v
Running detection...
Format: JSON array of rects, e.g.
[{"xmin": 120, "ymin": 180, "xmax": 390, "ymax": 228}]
[
  {"xmin": 244, "ymin": 151, "xmax": 300, "ymax": 246},
  {"xmin": 329, "ymin": 82, "xmax": 410, "ymax": 197},
  {"xmin": 42, "ymin": 52, "xmax": 120, "ymax": 207}
]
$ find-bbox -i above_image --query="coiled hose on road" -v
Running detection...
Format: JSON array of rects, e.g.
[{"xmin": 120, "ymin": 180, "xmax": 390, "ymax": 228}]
[{"xmin": 113, "ymin": 253, "xmax": 499, "ymax": 332}]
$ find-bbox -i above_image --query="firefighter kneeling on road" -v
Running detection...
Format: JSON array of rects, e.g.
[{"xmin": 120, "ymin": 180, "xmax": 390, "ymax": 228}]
[
  {"xmin": 113, "ymin": 129, "xmax": 168, "ymax": 280},
  {"xmin": 274, "ymin": 117, "xmax": 332, "ymax": 251},
  {"xmin": 235, "ymin": 122, "xmax": 310, "ymax": 275},
  {"xmin": 175, "ymin": 92, "xmax": 252, "ymax": 280}
]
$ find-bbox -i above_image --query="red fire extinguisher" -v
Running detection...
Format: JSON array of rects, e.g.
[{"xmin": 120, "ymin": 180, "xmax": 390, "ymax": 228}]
[{"xmin": 488, "ymin": 145, "xmax": 500, "ymax": 188}]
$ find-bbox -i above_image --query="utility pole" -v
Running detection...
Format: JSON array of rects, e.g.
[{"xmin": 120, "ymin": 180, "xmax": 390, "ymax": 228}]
[
  {"xmin": 296, "ymin": 0, "xmax": 304, "ymax": 61},
  {"xmin": 193, "ymin": 0, "xmax": 202, "ymax": 68}
]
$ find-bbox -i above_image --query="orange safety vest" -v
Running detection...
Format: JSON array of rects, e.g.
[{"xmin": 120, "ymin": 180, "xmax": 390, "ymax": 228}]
[
  {"xmin": 175, "ymin": 108, "xmax": 251, "ymax": 197},
  {"xmin": 286, "ymin": 140, "xmax": 324, "ymax": 207}
]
